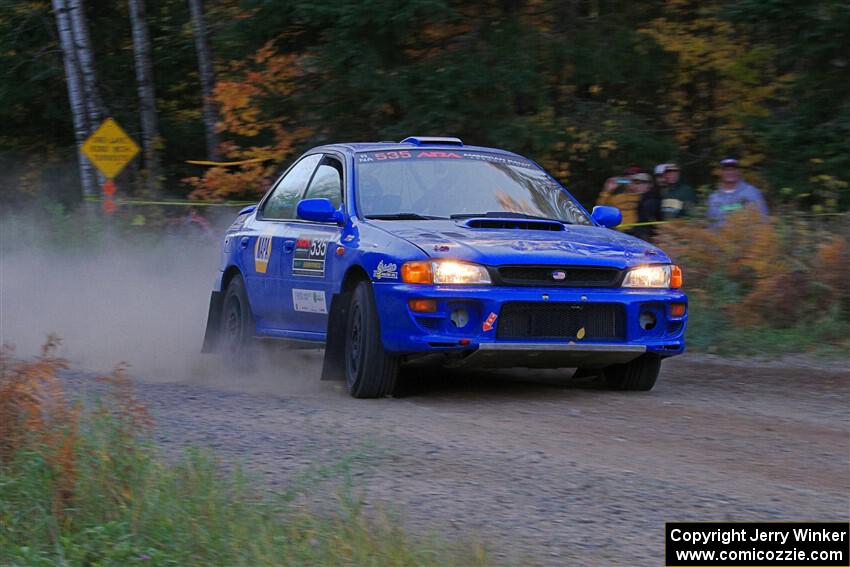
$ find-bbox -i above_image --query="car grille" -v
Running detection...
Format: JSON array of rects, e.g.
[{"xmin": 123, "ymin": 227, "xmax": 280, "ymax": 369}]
[
  {"xmin": 496, "ymin": 266, "xmax": 622, "ymax": 287},
  {"xmin": 497, "ymin": 302, "xmax": 625, "ymax": 340}
]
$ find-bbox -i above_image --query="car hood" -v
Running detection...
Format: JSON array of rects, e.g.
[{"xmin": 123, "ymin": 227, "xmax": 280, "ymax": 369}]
[{"xmin": 371, "ymin": 220, "xmax": 670, "ymax": 268}]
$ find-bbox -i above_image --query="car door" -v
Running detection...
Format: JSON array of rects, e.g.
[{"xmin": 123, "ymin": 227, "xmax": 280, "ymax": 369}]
[
  {"xmin": 244, "ymin": 153, "xmax": 322, "ymax": 331},
  {"xmin": 279, "ymin": 154, "xmax": 345, "ymax": 335}
]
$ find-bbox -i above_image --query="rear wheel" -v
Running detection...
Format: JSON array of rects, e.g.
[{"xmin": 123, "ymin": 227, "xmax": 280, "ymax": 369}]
[
  {"xmin": 345, "ymin": 281, "xmax": 399, "ymax": 398},
  {"xmin": 603, "ymin": 354, "xmax": 661, "ymax": 391},
  {"xmin": 220, "ymin": 276, "xmax": 256, "ymax": 369}
]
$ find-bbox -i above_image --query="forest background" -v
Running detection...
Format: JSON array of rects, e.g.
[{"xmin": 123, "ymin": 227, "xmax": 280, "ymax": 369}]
[{"xmin": 1, "ymin": 0, "xmax": 848, "ymax": 210}]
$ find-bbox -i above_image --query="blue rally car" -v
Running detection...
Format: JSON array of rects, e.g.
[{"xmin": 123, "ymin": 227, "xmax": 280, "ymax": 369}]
[{"xmin": 202, "ymin": 137, "xmax": 687, "ymax": 398}]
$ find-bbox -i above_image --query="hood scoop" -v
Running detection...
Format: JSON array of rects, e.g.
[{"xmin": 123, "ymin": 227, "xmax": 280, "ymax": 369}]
[{"xmin": 464, "ymin": 218, "xmax": 565, "ymax": 232}]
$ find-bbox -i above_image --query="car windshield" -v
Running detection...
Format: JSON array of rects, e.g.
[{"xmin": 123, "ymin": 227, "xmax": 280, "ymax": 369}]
[{"xmin": 356, "ymin": 150, "xmax": 591, "ymax": 224}]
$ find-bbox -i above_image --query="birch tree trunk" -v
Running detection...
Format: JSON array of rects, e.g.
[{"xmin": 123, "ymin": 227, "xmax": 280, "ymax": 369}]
[
  {"xmin": 127, "ymin": 0, "xmax": 162, "ymax": 194},
  {"xmin": 67, "ymin": 0, "xmax": 106, "ymax": 129},
  {"xmin": 52, "ymin": 0, "xmax": 96, "ymax": 197},
  {"xmin": 188, "ymin": 0, "xmax": 220, "ymax": 161}
]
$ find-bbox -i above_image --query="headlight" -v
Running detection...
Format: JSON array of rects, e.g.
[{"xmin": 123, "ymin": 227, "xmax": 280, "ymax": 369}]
[
  {"xmin": 622, "ymin": 264, "xmax": 682, "ymax": 288},
  {"xmin": 401, "ymin": 260, "xmax": 492, "ymax": 285}
]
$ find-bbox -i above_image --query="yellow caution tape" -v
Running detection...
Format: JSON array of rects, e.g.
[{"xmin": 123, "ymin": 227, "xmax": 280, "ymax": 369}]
[
  {"xmin": 84, "ymin": 196, "xmax": 255, "ymax": 207},
  {"xmin": 618, "ymin": 220, "xmax": 676, "ymax": 228},
  {"xmin": 185, "ymin": 157, "xmax": 273, "ymax": 166}
]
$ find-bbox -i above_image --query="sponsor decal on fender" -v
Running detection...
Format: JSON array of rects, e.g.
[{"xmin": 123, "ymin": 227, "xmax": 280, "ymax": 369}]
[
  {"xmin": 373, "ymin": 260, "xmax": 399, "ymax": 280},
  {"xmin": 254, "ymin": 235, "xmax": 272, "ymax": 274}
]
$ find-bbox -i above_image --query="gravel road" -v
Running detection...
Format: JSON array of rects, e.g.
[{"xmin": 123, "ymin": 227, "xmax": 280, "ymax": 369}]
[
  {"xmin": 59, "ymin": 352, "xmax": 849, "ymax": 566},
  {"xmin": 6, "ymin": 230, "xmax": 846, "ymax": 564}
]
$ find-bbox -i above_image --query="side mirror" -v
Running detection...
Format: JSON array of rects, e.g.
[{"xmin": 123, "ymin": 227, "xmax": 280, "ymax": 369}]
[
  {"xmin": 591, "ymin": 205, "xmax": 622, "ymax": 228},
  {"xmin": 297, "ymin": 198, "xmax": 344, "ymax": 224},
  {"xmin": 238, "ymin": 204, "xmax": 257, "ymax": 216}
]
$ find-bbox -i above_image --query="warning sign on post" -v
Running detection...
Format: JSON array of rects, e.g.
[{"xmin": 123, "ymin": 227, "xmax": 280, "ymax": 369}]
[{"xmin": 81, "ymin": 118, "xmax": 140, "ymax": 179}]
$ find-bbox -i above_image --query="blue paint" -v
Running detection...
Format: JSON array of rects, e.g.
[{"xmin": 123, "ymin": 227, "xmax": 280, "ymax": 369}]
[{"xmin": 208, "ymin": 139, "xmax": 687, "ymax": 360}]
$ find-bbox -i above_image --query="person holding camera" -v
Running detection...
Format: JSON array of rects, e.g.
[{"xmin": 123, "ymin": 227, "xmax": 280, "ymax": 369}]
[{"xmin": 597, "ymin": 175, "xmax": 641, "ymax": 228}]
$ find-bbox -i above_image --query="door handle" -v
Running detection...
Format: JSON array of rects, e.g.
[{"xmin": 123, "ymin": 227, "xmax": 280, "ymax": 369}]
[
  {"xmin": 283, "ymin": 239, "xmax": 295, "ymax": 253},
  {"xmin": 240, "ymin": 237, "xmax": 249, "ymax": 249}
]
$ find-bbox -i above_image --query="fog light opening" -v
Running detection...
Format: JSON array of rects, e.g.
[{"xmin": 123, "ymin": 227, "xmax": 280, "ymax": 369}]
[
  {"xmin": 450, "ymin": 308, "xmax": 469, "ymax": 328},
  {"xmin": 409, "ymin": 299, "xmax": 437, "ymax": 313},
  {"xmin": 639, "ymin": 311, "xmax": 657, "ymax": 331}
]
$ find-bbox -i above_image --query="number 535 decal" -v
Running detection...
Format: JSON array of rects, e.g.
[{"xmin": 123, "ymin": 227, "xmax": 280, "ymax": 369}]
[{"xmin": 293, "ymin": 234, "xmax": 329, "ymax": 277}]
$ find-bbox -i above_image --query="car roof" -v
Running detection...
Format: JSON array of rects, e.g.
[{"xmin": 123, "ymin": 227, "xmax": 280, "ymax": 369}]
[{"xmin": 310, "ymin": 139, "xmax": 528, "ymax": 160}]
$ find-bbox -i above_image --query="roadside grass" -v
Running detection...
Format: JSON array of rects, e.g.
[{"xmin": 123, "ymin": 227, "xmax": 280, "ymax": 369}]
[
  {"xmin": 685, "ymin": 295, "xmax": 850, "ymax": 358},
  {"xmin": 657, "ymin": 211, "xmax": 850, "ymax": 358},
  {"xmin": 0, "ymin": 339, "xmax": 491, "ymax": 566}
]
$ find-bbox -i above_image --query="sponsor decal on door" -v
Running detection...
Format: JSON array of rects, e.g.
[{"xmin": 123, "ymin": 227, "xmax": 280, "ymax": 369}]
[
  {"xmin": 293, "ymin": 234, "xmax": 329, "ymax": 277},
  {"xmin": 292, "ymin": 289, "xmax": 327, "ymax": 314}
]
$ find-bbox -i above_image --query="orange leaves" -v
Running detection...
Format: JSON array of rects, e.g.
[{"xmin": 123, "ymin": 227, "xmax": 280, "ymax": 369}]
[
  {"xmin": 815, "ymin": 236, "xmax": 850, "ymax": 306},
  {"xmin": 1, "ymin": 336, "xmax": 149, "ymax": 523},
  {"xmin": 186, "ymin": 161, "xmax": 270, "ymax": 201},
  {"xmin": 0, "ymin": 336, "xmax": 77, "ymax": 518},
  {"xmin": 656, "ymin": 210, "xmax": 848, "ymax": 328},
  {"xmin": 212, "ymin": 41, "xmax": 300, "ymax": 139},
  {"xmin": 187, "ymin": 41, "xmax": 310, "ymax": 200},
  {"xmin": 215, "ymin": 80, "xmax": 263, "ymax": 137},
  {"xmin": 0, "ymin": 335, "xmax": 71, "ymax": 466}
]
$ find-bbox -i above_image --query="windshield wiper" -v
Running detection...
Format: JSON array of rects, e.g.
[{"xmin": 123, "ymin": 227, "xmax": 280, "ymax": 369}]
[
  {"xmin": 365, "ymin": 213, "xmax": 445, "ymax": 220},
  {"xmin": 450, "ymin": 211, "xmax": 571, "ymax": 224}
]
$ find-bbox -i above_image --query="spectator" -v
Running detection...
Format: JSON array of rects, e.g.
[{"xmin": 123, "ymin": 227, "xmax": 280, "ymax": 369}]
[
  {"xmin": 660, "ymin": 162, "xmax": 696, "ymax": 219},
  {"xmin": 625, "ymin": 164, "xmax": 642, "ymax": 176},
  {"xmin": 707, "ymin": 158, "xmax": 768, "ymax": 225},
  {"xmin": 654, "ymin": 163, "xmax": 668, "ymax": 192},
  {"xmin": 596, "ymin": 175, "xmax": 640, "ymax": 228},
  {"xmin": 633, "ymin": 172, "xmax": 662, "ymax": 240}
]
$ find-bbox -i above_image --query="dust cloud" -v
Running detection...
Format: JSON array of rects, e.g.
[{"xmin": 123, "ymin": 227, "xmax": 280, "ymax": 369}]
[{"xmin": 0, "ymin": 210, "xmax": 325, "ymax": 395}]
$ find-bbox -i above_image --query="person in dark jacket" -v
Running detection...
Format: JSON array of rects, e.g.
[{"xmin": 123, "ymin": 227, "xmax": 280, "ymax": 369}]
[
  {"xmin": 632, "ymin": 172, "xmax": 662, "ymax": 240},
  {"xmin": 660, "ymin": 162, "xmax": 696, "ymax": 219}
]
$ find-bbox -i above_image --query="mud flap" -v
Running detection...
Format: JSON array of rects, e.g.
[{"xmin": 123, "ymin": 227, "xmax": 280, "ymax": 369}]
[
  {"xmin": 321, "ymin": 291, "xmax": 350, "ymax": 380},
  {"xmin": 201, "ymin": 291, "xmax": 224, "ymax": 353}
]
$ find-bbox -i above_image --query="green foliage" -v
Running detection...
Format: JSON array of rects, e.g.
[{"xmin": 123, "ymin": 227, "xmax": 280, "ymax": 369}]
[
  {"xmin": 1, "ymin": 0, "xmax": 848, "ymax": 207},
  {"xmin": 0, "ymin": 349, "xmax": 490, "ymax": 567}
]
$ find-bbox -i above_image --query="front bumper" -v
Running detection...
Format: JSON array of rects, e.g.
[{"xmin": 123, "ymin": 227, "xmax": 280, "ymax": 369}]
[
  {"xmin": 372, "ymin": 283, "xmax": 687, "ymax": 363},
  {"xmin": 451, "ymin": 342, "xmax": 647, "ymax": 368}
]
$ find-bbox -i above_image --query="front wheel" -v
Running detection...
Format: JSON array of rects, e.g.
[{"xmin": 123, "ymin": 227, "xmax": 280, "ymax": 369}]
[
  {"xmin": 603, "ymin": 354, "xmax": 661, "ymax": 391},
  {"xmin": 344, "ymin": 281, "xmax": 399, "ymax": 398}
]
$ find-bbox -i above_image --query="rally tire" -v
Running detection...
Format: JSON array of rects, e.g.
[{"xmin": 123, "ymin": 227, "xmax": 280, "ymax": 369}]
[
  {"xmin": 344, "ymin": 281, "xmax": 399, "ymax": 398},
  {"xmin": 603, "ymin": 354, "xmax": 661, "ymax": 391},
  {"xmin": 220, "ymin": 275, "xmax": 257, "ymax": 370}
]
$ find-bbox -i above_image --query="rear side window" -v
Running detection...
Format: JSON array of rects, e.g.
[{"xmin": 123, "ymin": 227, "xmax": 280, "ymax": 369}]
[
  {"xmin": 262, "ymin": 154, "xmax": 322, "ymax": 219},
  {"xmin": 303, "ymin": 157, "xmax": 343, "ymax": 209}
]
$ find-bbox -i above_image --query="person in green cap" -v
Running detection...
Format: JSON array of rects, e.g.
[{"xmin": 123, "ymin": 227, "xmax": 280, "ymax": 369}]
[{"xmin": 659, "ymin": 162, "xmax": 696, "ymax": 219}]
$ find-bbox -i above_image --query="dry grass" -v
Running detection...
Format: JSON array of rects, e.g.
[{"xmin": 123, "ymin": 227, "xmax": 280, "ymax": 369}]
[
  {"xmin": 0, "ymin": 339, "xmax": 492, "ymax": 566},
  {"xmin": 655, "ymin": 210, "xmax": 850, "ymax": 354}
]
